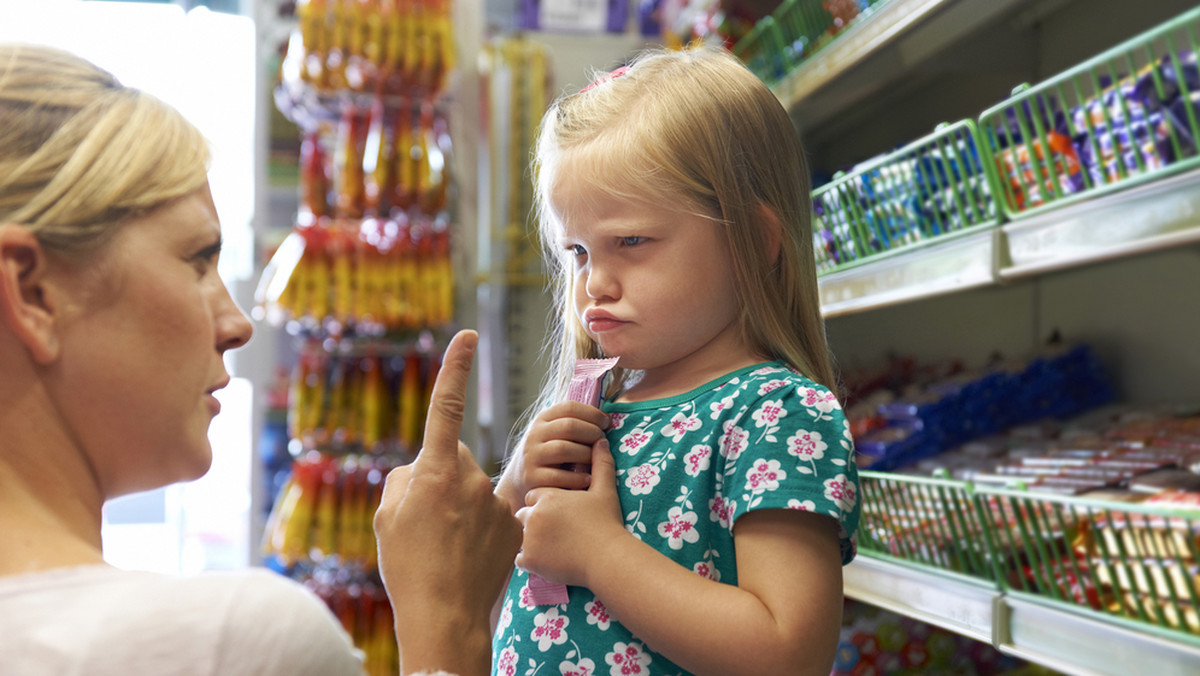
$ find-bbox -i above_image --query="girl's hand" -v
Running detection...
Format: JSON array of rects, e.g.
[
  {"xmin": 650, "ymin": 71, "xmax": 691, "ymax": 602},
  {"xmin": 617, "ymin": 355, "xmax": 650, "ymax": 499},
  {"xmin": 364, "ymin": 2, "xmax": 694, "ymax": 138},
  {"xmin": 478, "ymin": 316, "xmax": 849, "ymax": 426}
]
[
  {"xmin": 516, "ymin": 438, "xmax": 626, "ymax": 588},
  {"xmin": 495, "ymin": 401, "xmax": 608, "ymax": 513}
]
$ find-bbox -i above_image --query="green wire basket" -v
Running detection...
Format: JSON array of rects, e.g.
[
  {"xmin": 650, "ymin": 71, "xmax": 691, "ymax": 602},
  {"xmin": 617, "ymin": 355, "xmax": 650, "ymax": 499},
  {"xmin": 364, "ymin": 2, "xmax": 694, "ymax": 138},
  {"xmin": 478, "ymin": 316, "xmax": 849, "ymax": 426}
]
[
  {"xmin": 813, "ymin": 120, "xmax": 1001, "ymax": 275},
  {"xmin": 733, "ymin": 0, "xmax": 890, "ymax": 85},
  {"xmin": 978, "ymin": 5, "xmax": 1200, "ymax": 220},
  {"xmin": 977, "ymin": 484, "xmax": 1200, "ymax": 643},
  {"xmin": 857, "ymin": 470, "xmax": 1000, "ymax": 585}
]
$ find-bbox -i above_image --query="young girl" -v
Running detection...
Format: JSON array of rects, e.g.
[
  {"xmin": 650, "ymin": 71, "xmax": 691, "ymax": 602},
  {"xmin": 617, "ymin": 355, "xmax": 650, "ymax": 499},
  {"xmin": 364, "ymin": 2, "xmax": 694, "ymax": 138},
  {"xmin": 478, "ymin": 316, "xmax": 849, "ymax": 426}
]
[{"xmin": 493, "ymin": 45, "xmax": 860, "ymax": 676}]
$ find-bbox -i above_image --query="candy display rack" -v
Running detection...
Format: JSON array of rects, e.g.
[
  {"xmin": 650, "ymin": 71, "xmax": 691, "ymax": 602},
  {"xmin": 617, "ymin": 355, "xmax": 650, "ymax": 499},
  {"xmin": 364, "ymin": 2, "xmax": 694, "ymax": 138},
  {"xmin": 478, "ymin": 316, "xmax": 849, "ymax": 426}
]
[
  {"xmin": 733, "ymin": 0, "xmax": 890, "ymax": 86},
  {"xmin": 814, "ymin": 120, "xmax": 1001, "ymax": 276},
  {"xmin": 254, "ymin": 2, "xmax": 459, "ymax": 673},
  {"xmin": 732, "ymin": 2, "xmax": 1200, "ymax": 673},
  {"xmin": 850, "ymin": 471, "xmax": 1200, "ymax": 672},
  {"xmin": 977, "ymin": 6, "xmax": 1200, "ymax": 221}
]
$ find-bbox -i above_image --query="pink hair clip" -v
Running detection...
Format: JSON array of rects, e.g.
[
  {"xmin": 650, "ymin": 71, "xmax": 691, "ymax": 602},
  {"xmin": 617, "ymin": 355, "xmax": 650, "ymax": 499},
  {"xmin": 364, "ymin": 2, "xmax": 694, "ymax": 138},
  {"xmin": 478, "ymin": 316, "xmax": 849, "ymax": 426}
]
[{"xmin": 579, "ymin": 65, "xmax": 630, "ymax": 94}]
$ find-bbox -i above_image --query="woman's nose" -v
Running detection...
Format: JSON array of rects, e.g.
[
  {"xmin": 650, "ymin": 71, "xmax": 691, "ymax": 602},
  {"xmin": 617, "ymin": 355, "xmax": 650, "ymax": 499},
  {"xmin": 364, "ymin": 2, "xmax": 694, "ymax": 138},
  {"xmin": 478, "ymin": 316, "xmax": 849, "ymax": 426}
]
[{"xmin": 214, "ymin": 285, "xmax": 253, "ymax": 353}]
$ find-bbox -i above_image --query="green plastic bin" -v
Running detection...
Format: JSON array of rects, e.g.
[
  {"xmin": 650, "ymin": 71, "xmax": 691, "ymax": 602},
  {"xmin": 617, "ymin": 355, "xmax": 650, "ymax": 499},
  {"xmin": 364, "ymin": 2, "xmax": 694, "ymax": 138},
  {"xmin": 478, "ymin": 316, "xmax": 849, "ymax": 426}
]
[
  {"xmin": 975, "ymin": 484, "xmax": 1200, "ymax": 643},
  {"xmin": 812, "ymin": 120, "xmax": 1001, "ymax": 275},
  {"xmin": 978, "ymin": 6, "xmax": 1200, "ymax": 219}
]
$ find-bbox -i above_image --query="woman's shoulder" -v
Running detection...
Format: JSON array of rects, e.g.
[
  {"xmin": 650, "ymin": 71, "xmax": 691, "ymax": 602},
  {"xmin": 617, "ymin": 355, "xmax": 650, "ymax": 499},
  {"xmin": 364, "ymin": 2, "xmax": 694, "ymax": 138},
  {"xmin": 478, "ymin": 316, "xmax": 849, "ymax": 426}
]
[{"xmin": 0, "ymin": 565, "xmax": 363, "ymax": 674}]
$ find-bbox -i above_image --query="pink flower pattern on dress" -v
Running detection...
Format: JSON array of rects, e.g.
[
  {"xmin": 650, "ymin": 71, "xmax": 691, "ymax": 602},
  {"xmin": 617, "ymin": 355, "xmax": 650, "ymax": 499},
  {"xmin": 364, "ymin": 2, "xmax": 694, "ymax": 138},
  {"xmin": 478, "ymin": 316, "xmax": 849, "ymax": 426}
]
[
  {"xmin": 560, "ymin": 657, "xmax": 597, "ymax": 676},
  {"xmin": 532, "ymin": 608, "xmax": 570, "ymax": 651},
  {"xmin": 693, "ymin": 560, "xmax": 720, "ymax": 581},
  {"xmin": 618, "ymin": 430, "xmax": 652, "ymax": 455},
  {"xmin": 518, "ymin": 577, "xmax": 537, "ymax": 610},
  {"xmin": 788, "ymin": 498, "xmax": 816, "ymax": 511},
  {"xmin": 708, "ymin": 494, "xmax": 736, "ymax": 528},
  {"xmin": 824, "ymin": 473, "xmax": 858, "ymax": 513},
  {"xmin": 661, "ymin": 411, "xmax": 701, "ymax": 442},
  {"xmin": 683, "ymin": 444, "xmax": 712, "ymax": 477},
  {"xmin": 608, "ymin": 412, "xmax": 627, "ymax": 430},
  {"xmin": 624, "ymin": 463, "xmax": 660, "ymax": 496},
  {"xmin": 745, "ymin": 459, "xmax": 786, "ymax": 494},
  {"xmin": 799, "ymin": 386, "xmax": 840, "ymax": 413},
  {"xmin": 750, "ymin": 399, "xmax": 786, "ymax": 428},
  {"xmin": 496, "ymin": 647, "xmax": 518, "ymax": 676},
  {"xmin": 709, "ymin": 394, "xmax": 736, "ymax": 419},
  {"xmin": 786, "ymin": 429, "xmax": 826, "ymax": 461},
  {"xmin": 657, "ymin": 506, "xmax": 700, "ymax": 550},
  {"xmin": 757, "ymin": 378, "xmax": 788, "ymax": 395},
  {"xmin": 585, "ymin": 600, "xmax": 611, "ymax": 630},
  {"xmin": 718, "ymin": 421, "xmax": 748, "ymax": 460},
  {"xmin": 605, "ymin": 642, "xmax": 651, "ymax": 676}
]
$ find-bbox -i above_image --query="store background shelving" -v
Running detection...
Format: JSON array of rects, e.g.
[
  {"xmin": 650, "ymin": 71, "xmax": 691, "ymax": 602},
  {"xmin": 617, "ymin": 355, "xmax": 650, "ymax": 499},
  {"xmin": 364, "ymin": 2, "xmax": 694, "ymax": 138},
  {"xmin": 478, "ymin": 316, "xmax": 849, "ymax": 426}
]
[
  {"xmin": 745, "ymin": 0, "xmax": 1200, "ymax": 673},
  {"xmin": 252, "ymin": 1, "xmax": 1200, "ymax": 674}
]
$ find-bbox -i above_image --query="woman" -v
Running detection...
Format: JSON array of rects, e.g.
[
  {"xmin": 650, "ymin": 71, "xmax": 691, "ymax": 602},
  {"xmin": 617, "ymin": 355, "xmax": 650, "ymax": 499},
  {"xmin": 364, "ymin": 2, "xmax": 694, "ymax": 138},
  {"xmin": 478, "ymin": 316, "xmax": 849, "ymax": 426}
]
[{"xmin": 0, "ymin": 43, "xmax": 518, "ymax": 675}]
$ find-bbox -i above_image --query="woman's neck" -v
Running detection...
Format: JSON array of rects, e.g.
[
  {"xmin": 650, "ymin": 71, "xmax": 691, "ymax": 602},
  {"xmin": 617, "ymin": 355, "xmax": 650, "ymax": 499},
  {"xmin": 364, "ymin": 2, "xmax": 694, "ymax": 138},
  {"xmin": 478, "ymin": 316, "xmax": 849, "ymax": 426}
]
[{"xmin": 0, "ymin": 389, "xmax": 106, "ymax": 576}]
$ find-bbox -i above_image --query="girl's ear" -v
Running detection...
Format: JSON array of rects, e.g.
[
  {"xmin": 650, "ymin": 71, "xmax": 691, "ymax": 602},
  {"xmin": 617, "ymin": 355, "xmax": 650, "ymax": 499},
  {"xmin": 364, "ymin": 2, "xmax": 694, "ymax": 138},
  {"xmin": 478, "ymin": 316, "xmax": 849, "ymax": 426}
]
[
  {"xmin": 0, "ymin": 225, "xmax": 61, "ymax": 364},
  {"xmin": 757, "ymin": 204, "xmax": 783, "ymax": 266}
]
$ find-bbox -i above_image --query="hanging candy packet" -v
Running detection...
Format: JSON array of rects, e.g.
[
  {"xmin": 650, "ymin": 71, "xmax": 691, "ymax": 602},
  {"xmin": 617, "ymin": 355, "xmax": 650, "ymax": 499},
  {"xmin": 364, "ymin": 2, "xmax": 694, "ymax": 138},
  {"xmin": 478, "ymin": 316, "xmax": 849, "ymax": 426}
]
[{"xmin": 524, "ymin": 356, "xmax": 619, "ymax": 606}]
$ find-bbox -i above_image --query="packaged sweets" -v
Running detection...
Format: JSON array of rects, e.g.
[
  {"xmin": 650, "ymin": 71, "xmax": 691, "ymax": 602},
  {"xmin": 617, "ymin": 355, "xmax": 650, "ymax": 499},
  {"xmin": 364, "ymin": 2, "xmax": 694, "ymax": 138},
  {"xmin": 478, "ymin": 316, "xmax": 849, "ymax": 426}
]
[{"xmin": 524, "ymin": 356, "xmax": 620, "ymax": 606}]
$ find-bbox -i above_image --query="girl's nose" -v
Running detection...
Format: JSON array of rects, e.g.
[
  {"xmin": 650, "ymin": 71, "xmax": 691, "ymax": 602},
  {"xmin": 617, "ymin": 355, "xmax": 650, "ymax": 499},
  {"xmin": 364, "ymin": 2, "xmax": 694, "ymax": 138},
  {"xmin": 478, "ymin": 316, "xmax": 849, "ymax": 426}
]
[{"xmin": 584, "ymin": 260, "xmax": 619, "ymax": 300}]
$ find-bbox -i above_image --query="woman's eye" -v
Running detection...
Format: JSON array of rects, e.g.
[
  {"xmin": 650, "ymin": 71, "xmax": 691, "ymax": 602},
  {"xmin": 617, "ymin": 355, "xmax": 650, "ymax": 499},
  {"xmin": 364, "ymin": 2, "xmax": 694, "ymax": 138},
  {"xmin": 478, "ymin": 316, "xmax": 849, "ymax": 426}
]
[{"xmin": 192, "ymin": 242, "xmax": 222, "ymax": 275}]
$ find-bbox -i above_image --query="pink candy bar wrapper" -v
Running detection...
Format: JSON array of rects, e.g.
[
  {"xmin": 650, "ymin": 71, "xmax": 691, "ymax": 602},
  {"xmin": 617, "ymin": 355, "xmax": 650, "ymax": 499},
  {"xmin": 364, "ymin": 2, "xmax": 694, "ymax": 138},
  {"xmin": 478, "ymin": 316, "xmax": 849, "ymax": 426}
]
[{"xmin": 524, "ymin": 356, "xmax": 619, "ymax": 606}]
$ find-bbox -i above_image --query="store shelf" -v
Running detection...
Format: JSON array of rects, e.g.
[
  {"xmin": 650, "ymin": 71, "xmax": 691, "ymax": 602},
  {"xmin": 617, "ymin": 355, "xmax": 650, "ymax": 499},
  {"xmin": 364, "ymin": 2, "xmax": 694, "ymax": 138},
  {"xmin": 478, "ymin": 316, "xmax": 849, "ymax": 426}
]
[
  {"xmin": 1000, "ymin": 168, "xmax": 1200, "ymax": 280},
  {"xmin": 817, "ymin": 227, "xmax": 999, "ymax": 317},
  {"xmin": 999, "ymin": 594, "xmax": 1200, "ymax": 676},
  {"xmin": 844, "ymin": 556, "xmax": 999, "ymax": 644},
  {"xmin": 772, "ymin": 0, "xmax": 1033, "ymax": 130},
  {"xmin": 848, "ymin": 556, "xmax": 1200, "ymax": 676},
  {"xmin": 816, "ymin": 166, "xmax": 1200, "ymax": 315}
]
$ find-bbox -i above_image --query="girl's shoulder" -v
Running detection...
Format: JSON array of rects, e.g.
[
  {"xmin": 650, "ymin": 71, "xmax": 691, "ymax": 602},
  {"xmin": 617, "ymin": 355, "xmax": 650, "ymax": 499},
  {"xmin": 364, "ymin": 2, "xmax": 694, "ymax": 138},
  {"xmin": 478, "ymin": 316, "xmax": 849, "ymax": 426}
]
[{"xmin": 604, "ymin": 362, "xmax": 840, "ymax": 415}]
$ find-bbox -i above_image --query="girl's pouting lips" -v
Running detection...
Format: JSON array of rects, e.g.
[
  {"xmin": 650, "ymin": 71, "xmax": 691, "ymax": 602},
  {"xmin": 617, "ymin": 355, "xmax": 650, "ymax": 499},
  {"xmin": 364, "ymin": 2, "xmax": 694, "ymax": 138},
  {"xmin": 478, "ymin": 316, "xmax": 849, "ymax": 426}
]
[{"xmin": 583, "ymin": 309, "xmax": 627, "ymax": 333}]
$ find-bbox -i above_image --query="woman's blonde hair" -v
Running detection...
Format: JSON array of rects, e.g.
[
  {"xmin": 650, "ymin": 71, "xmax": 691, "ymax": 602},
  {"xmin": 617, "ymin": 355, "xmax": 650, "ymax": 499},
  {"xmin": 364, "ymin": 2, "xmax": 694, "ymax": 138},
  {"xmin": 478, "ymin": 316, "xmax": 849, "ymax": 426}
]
[
  {"xmin": 0, "ymin": 43, "xmax": 210, "ymax": 254},
  {"xmin": 521, "ymin": 44, "xmax": 835, "ymax": 447}
]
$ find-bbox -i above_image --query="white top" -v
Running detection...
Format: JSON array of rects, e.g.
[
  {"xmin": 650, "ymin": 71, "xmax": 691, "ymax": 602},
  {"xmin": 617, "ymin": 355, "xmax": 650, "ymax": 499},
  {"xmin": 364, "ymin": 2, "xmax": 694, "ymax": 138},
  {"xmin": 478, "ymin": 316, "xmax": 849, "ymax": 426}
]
[{"xmin": 0, "ymin": 564, "xmax": 364, "ymax": 676}]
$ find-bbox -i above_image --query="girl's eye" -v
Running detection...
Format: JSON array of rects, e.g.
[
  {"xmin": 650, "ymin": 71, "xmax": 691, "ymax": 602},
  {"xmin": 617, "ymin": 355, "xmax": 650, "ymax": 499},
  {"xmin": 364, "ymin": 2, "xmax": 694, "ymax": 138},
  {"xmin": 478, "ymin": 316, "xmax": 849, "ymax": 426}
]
[
  {"xmin": 570, "ymin": 244, "xmax": 587, "ymax": 257},
  {"xmin": 619, "ymin": 236, "xmax": 644, "ymax": 247}
]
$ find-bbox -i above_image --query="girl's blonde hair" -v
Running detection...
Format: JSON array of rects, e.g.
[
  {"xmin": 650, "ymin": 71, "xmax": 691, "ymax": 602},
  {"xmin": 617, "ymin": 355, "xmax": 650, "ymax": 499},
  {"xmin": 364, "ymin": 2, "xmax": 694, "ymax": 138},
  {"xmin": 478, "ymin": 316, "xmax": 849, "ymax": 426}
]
[
  {"xmin": 522, "ymin": 44, "xmax": 835, "ymax": 445},
  {"xmin": 0, "ymin": 43, "xmax": 210, "ymax": 254}
]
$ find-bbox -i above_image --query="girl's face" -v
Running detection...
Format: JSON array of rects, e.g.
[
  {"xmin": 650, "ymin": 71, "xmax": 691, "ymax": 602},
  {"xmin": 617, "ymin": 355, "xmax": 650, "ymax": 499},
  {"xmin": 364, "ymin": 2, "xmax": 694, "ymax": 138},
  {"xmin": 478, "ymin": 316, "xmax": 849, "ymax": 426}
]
[
  {"xmin": 553, "ymin": 173, "xmax": 760, "ymax": 399},
  {"xmin": 48, "ymin": 184, "xmax": 252, "ymax": 498}
]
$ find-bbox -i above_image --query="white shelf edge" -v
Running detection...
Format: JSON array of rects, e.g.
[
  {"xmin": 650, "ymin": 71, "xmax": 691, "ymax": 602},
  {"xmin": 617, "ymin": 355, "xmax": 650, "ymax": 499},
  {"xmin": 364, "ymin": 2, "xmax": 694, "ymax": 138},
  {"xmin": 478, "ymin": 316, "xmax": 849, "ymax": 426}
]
[
  {"xmin": 817, "ymin": 228, "xmax": 999, "ymax": 317},
  {"xmin": 844, "ymin": 556, "xmax": 998, "ymax": 643},
  {"xmin": 999, "ymin": 167, "xmax": 1200, "ymax": 280},
  {"xmin": 848, "ymin": 556, "xmax": 1200, "ymax": 676},
  {"xmin": 772, "ymin": 0, "xmax": 951, "ymax": 109},
  {"xmin": 816, "ymin": 167, "xmax": 1200, "ymax": 315},
  {"xmin": 998, "ymin": 594, "xmax": 1200, "ymax": 676}
]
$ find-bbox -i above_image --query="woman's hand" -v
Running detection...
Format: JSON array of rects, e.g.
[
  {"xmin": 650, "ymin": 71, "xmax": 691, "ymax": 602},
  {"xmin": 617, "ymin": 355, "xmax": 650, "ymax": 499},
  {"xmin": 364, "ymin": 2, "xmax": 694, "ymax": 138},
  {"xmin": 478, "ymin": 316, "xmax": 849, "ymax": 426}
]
[
  {"xmin": 374, "ymin": 330, "xmax": 523, "ymax": 676},
  {"xmin": 494, "ymin": 401, "xmax": 609, "ymax": 513},
  {"xmin": 515, "ymin": 438, "xmax": 628, "ymax": 589}
]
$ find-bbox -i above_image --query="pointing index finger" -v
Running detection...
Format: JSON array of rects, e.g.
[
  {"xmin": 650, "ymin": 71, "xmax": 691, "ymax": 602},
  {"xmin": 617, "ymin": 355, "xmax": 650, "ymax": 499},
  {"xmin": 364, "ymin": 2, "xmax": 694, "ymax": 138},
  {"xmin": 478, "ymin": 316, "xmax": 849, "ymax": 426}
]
[{"xmin": 418, "ymin": 329, "xmax": 477, "ymax": 467}]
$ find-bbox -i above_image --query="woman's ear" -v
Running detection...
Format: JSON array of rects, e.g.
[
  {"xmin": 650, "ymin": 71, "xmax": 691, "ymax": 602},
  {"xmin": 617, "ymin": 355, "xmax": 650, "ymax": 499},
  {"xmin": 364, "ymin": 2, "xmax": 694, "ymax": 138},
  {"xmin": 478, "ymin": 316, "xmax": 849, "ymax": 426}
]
[
  {"xmin": 0, "ymin": 225, "xmax": 61, "ymax": 364},
  {"xmin": 758, "ymin": 204, "xmax": 783, "ymax": 265}
]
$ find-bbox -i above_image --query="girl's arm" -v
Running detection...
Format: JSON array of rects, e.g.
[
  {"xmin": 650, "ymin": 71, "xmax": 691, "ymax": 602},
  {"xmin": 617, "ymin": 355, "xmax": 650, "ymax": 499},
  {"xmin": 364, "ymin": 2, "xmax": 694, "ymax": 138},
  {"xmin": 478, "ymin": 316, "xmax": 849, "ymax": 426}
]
[{"xmin": 518, "ymin": 440, "xmax": 844, "ymax": 676}]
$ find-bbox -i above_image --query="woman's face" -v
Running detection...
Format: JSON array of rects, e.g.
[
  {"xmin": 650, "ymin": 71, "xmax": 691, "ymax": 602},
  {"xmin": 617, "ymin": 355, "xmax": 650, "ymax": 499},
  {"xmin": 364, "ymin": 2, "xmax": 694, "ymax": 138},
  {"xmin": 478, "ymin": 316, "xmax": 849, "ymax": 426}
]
[{"xmin": 49, "ymin": 184, "xmax": 252, "ymax": 498}]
